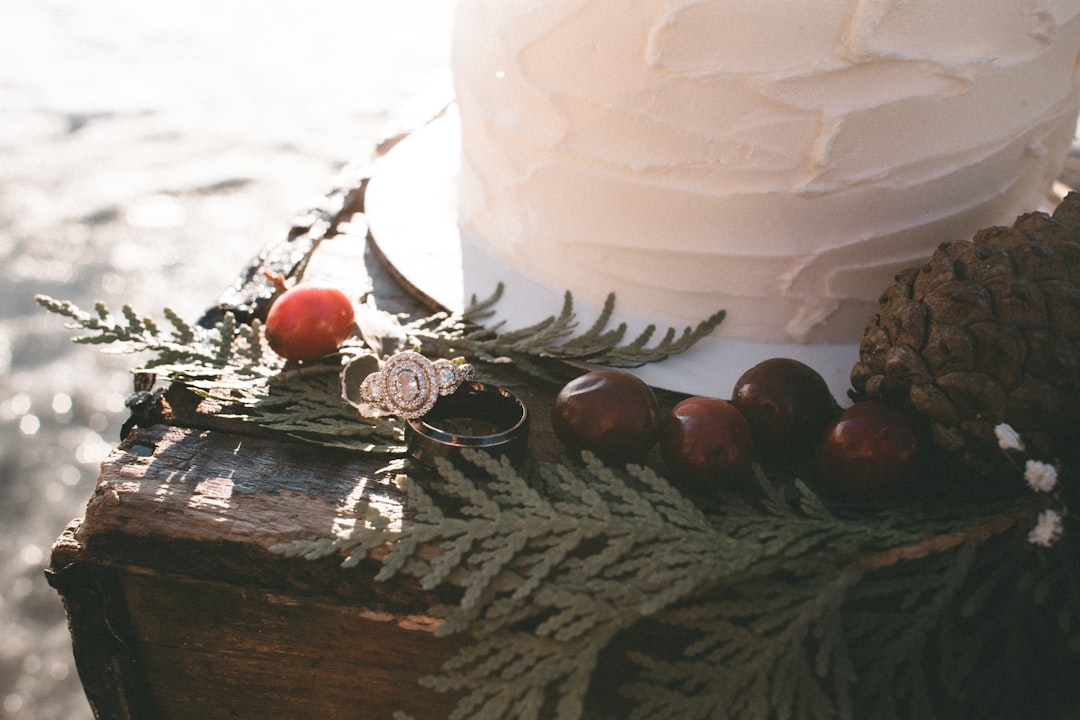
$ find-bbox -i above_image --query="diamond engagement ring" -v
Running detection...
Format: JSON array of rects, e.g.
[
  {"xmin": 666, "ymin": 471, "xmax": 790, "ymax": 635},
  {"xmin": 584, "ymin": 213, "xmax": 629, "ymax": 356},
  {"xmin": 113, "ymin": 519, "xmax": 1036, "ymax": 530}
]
[{"xmin": 358, "ymin": 351, "xmax": 476, "ymax": 419}]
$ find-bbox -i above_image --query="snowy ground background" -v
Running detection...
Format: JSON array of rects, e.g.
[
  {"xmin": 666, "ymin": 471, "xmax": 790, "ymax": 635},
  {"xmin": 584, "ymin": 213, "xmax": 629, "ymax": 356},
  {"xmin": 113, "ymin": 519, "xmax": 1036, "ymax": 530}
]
[{"xmin": 0, "ymin": 2, "xmax": 452, "ymax": 717}]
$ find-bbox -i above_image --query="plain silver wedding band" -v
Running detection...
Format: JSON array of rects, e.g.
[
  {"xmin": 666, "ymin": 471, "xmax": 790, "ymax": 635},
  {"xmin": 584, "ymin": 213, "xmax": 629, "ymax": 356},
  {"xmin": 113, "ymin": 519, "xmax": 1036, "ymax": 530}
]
[{"xmin": 406, "ymin": 381, "xmax": 529, "ymax": 468}]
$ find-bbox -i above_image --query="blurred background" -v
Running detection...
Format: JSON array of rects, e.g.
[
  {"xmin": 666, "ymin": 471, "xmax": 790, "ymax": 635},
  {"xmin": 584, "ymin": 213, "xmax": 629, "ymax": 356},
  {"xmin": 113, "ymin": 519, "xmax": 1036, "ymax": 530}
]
[{"xmin": 0, "ymin": 2, "xmax": 452, "ymax": 717}]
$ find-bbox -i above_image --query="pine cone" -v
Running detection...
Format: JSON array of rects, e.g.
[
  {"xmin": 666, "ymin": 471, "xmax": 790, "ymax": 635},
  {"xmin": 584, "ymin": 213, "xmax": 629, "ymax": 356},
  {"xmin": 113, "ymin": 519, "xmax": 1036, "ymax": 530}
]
[{"xmin": 851, "ymin": 192, "xmax": 1080, "ymax": 478}]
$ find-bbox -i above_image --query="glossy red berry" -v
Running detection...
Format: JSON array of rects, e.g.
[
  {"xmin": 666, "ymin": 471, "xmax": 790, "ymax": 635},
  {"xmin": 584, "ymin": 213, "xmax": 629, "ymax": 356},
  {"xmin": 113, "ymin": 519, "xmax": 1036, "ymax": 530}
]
[
  {"xmin": 731, "ymin": 357, "xmax": 838, "ymax": 462},
  {"xmin": 551, "ymin": 370, "xmax": 660, "ymax": 463},
  {"xmin": 264, "ymin": 285, "xmax": 355, "ymax": 362},
  {"xmin": 660, "ymin": 396, "xmax": 753, "ymax": 490},
  {"xmin": 818, "ymin": 400, "xmax": 920, "ymax": 496}
]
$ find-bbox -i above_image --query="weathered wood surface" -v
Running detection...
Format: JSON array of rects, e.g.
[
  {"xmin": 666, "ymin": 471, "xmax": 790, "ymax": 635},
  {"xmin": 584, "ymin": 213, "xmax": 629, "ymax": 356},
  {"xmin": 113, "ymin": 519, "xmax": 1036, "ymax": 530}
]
[
  {"xmin": 50, "ymin": 423, "xmax": 466, "ymax": 720},
  {"xmin": 80, "ymin": 425, "xmax": 400, "ymax": 562}
]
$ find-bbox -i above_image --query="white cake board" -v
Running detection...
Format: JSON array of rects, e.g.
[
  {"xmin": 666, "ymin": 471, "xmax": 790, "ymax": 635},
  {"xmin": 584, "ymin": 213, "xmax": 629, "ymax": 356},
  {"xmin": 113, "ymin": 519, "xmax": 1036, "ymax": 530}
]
[{"xmin": 364, "ymin": 107, "xmax": 860, "ymax": 403}]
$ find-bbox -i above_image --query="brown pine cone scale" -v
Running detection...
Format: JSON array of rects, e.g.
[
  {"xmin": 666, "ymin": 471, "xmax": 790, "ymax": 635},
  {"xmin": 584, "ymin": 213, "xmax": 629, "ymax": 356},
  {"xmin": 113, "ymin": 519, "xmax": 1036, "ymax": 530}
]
[{"xmin": 851, "ymin": 192, "xmax": 1080, "ymax": 478}]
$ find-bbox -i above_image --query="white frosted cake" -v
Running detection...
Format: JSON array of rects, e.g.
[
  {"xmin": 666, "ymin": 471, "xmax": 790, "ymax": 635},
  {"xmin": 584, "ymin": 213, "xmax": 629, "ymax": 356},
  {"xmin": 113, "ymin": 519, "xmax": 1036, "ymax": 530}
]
[{"xmin": 444, "ymin": 0, "xmax": 1080, "ymax": 396}]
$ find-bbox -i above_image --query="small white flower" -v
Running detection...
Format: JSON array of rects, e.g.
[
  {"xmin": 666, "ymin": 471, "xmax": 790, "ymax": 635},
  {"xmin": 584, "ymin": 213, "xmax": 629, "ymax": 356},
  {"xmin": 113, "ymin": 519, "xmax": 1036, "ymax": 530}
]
[
  {"xmin": 1025, "ymin": 460, "xmax": 1059, "ymax": 494},
  {"xmin": 1028, "ymin": 509, "xmax": 1064, "ymax": 548},
  {"xmin": 994, "ymin": 423, "xmax": 1025, "ymax": 452}
]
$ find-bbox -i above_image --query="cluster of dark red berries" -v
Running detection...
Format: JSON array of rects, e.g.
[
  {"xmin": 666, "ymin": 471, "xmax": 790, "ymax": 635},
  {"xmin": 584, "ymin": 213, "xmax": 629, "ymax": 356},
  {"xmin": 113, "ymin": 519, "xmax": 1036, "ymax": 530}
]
[
  {"xmin": 261, "ymin": 284, "xmax": 922, "ymax": 497},
  {"xmin": 551, "ymin": 359, "xmax": 922, "ymax": 498}
]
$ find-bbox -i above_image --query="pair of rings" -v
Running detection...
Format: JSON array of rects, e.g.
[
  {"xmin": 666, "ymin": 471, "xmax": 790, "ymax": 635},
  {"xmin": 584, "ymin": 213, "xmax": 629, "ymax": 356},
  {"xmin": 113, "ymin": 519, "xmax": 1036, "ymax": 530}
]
[{"xmin": 349, "ymin": 351, "xmax": 528, "ymax": 467}]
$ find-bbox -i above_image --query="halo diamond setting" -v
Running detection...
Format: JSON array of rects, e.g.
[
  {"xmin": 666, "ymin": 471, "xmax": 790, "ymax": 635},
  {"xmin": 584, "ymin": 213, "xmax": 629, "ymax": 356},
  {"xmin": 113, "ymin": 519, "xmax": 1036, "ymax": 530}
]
[{"xmin": 359, "ymin": 351, "xmax": 475, "ymax": 419}]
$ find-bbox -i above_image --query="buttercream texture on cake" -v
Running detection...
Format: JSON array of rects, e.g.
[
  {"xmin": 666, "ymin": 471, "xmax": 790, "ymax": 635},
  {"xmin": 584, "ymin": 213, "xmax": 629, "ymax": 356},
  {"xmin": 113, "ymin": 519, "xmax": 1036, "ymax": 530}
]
[{"xmin": 453, "ymin": 0, "xmax": 1080, "ymax": 346}]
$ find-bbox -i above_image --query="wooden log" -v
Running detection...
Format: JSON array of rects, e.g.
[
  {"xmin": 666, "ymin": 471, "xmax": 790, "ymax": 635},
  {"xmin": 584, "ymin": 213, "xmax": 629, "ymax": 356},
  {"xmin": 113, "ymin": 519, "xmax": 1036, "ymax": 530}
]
[{"xmin": 50, "ymin": 424, "xmax": 463, "ymax": 720}]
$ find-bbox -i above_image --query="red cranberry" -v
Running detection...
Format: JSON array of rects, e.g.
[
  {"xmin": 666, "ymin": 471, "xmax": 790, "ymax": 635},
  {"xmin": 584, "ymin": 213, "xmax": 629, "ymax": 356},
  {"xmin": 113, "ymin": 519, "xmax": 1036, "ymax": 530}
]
[
  {"xmin": 265, "ymin": 284, "xmax": 355, "ymax": 362},
  {"xmin": 660, "ymin": 397, "xmax": 753, "ymax": 490},
  {"xmin": 551, "ymin": 370, "xmax": 660, "ymax": 463},
  {"xmin": 818, "ymin": 400, "xmax": 920, "ymax": 496},
  {"xmin": 731, "ymin": 358, "xmax": 838, "ymax": 462}
]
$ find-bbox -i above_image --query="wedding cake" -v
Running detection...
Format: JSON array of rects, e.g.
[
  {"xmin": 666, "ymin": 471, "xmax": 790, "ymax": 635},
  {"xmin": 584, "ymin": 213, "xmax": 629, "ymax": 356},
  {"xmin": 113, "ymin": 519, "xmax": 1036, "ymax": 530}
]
[{"xmin": 449, "ymin": 0, "xmax": 1080, "ymax": 396}]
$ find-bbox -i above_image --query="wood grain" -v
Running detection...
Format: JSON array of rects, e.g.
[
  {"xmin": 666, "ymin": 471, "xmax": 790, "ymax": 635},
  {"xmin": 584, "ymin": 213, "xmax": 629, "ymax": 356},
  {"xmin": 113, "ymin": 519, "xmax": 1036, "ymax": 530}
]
[{"xmin": 51, "ymin": 423, "xmax": 464, "ymax": 720}]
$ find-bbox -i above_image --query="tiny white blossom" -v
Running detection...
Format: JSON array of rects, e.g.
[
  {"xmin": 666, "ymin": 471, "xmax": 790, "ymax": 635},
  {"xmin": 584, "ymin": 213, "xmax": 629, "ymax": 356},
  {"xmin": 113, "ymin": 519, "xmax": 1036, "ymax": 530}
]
[
  {"xmin": 1025, "ymin": 460, "xmax": 1059, "ymax": 493},
  {"xmin": 994, "ymin": 423, "xmax": 1025, "ymax": 452},
  {"xmin": 1028, "ymin": 509, "xmax": 1064, "ymax": 548}
]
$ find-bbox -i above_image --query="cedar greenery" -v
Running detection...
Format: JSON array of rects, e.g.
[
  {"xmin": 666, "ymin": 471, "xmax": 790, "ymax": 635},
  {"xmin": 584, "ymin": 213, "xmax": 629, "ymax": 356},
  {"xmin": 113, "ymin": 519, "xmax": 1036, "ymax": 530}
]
[
  {"xmin": 36, "ymin": 282, "xmax": 724, "ymax": 388},
  {"xmin": 407, "ymin": 284, "xmax": 726, "ymax": 382},
  {"xmin": 34, "ymin": 295, "xmax": 251, "ymax": 370},
  {"xmin": 35, "ymin": 293, "xmax": 405, "ymax": 450},
  {"xmin": 38, "ymin": 256, "xmax": 1080, "ymax": 719},
  {"xmin": 274, "ymin": 451, "xmax": 1080, "ymax": 720},
  {"xmin": 35, "ymin": 286, "xmax": 726, "ymax": 449}
]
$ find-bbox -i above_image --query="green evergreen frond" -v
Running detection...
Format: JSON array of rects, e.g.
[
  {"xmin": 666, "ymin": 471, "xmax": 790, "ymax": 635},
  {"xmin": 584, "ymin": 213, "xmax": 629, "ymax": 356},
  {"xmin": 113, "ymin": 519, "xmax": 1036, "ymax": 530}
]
[
  {"xmin": 274, "ymin": 452, "xmax": 775, "ymax": 718},
  {"xmin": 844, "ymin": 547, "xmax": 971, "ymax": 720},
  {"xmin": 272, "ymin": 445, "xmax": 1080, "ymax": 720},
  {"xmin": 38, "ymin": 294, "xmax": 407, "ymax": 449},
  {"xmin": 623, "ymin": 564, "xmax": 862, "ymax": 720},
  {"xmin": 163, "ymin": 306, "xmax": 196, "ymax": 344},
  {"xmin": 600, "ymin": 309, "xmax": 726, "ymax": 368},
  {"xmin": 421, "ymin": 631, "xmax": 611, "ymax": 720},
  {"xmin": 460, "ymin": 283, "xmax": 506, "ymax": 325},
  {"xmin": 121, "ymin": 304, "xmax": 143, "ymax": 334},
  {"xmin": 495, "ymin": 291, "xmax": 580, "ymax": 346},
  {"xmin": 36, "ymin": 294, "xmax": 264, "ymax": 370},
  {"xmin": 560, "ymin": 292, "xmax": 620, "ymax": 349},
  {"xmin": 250, "ymin": 336, "xmax": 1073, "ymax": 720},
  {"xmin": 251, "ymin": 366, "xmax": 404, "ymax": 452},
  {"xmin": 405, "ymin": 288, "xmax": 724, "ymax": 378}
]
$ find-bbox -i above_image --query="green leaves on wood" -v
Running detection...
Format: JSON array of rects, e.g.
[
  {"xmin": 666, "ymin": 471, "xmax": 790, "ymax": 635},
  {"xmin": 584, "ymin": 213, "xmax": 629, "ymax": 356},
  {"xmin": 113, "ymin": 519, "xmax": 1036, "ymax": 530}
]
[
  {"xmin": 36, "ymin": 285, "xmax": 724, "ymax": 449},
  {"xmin": 35, "ymin": 294, "xmax": 260, "ymax": 371},
  {"xmin": 34, "ymin": 293, "xmax": 406, "ymax": 448},
  {"xmin": 273, "ymin": 453, "xmax": 1080, "ymax": 720},
  {"xmin": 276, "ymin": 450, "xmax": 755, "ymax": 720},
  {"xmin": 39, "ymin": 279, "xmax": 1080, "ymax": 719},
  {"xmin": 407, "ymin": 284, "xmax": 725, "ymax": 382}
]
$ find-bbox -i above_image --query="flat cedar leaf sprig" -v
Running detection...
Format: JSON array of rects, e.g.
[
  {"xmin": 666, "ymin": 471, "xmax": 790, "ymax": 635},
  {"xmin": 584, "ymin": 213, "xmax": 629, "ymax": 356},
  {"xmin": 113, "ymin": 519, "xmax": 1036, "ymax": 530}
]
[
  {"xmin": 34, "ymin": 294, "xmax": 276, "ymax": 380},
  {"xmin": 35, "ymin": 287, "xmax": 724, "ymax": 453},
  {"xmin": 271, "ymin": 451, "xmax": 1078, "ymax": 720},
  {"xmin": 35, "ymin": 294, "xmax": 407, "ymax": 450},
  {"xmin": 405, "ymin": 283, "xmax": 726, "ymax": 382},
  {"xmin": 275, "ymin": 450, "xmax": 764, "ymax": 720},
  {"xmin": 38, "ymin": 283, "xmax": 725, "ymax": 400}
]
